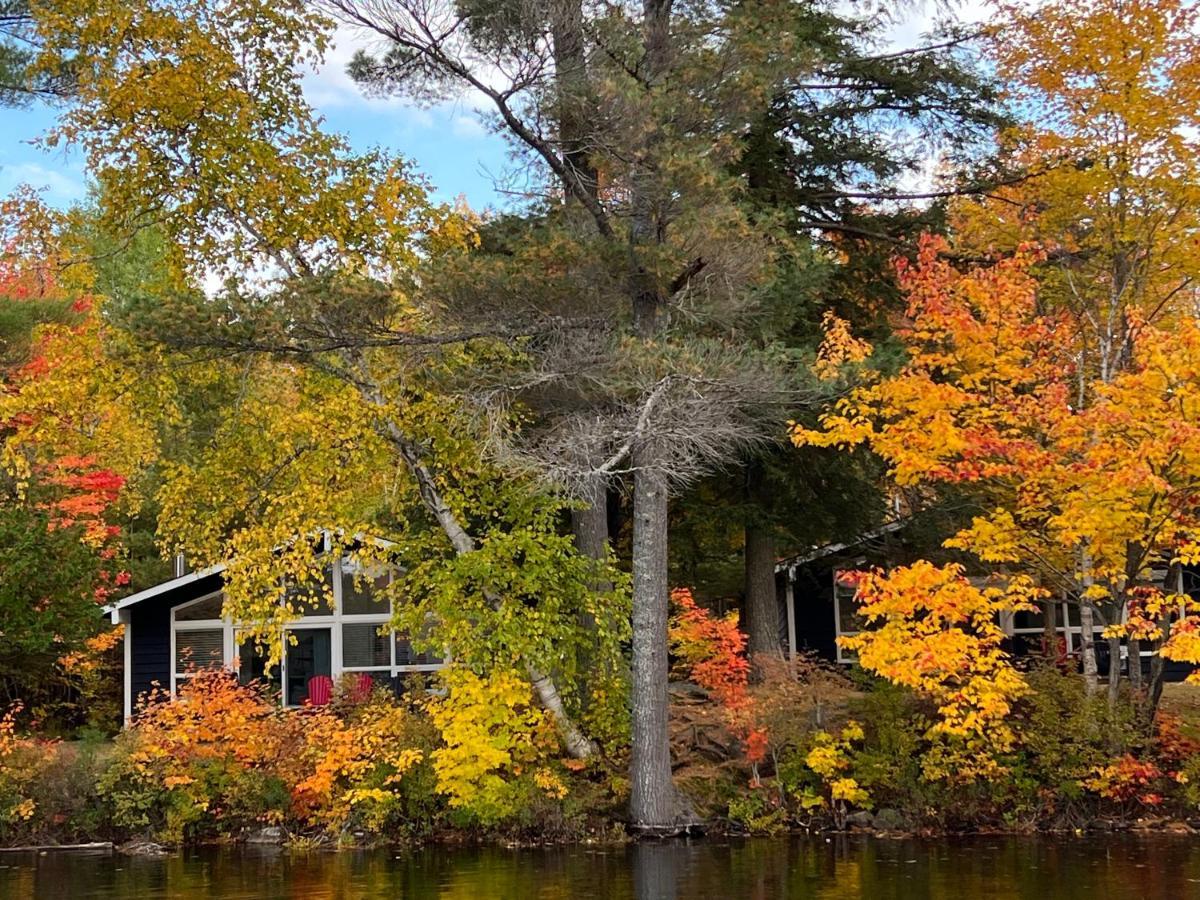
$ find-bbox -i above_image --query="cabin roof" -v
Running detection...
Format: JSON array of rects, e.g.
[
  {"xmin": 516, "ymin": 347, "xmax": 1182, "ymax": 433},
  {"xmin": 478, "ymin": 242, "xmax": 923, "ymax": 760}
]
[
  {"xmin": 774, "ymin": 518, "xmax": 910, "ymax": 576},
  {"xmin": 103, "ymin": 563, "xmax": 227, "ymax": 618},
  {"xmin": 102, "ymin": 531, "xmax": 401, "ymax": 620}
]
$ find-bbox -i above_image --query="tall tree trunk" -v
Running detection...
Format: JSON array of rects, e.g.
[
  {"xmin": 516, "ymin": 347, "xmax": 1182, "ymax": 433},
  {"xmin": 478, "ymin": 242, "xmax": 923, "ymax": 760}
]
[
  {"xmin": 1106, "ymin": 634, "xmax": 1122, "ymax": 709},
  {"xmin": 1042, "ymin": 596, "xmax": 1059, "ymax": 662},
  {"xmin": 1079, "ymin": 547, "xmax": 1100, "ymax": 694},
  {"xmin": 571, "ymin": 475, "xmax": 610, "ymax": 572},
  {"xmin": 1079, "ymin": 602, "xmax": 1099, "ymax": 695},
  {"xmin": 1143, "ymin": 563, "xmax": 1180, "ymax": 723},
  {"xmin": 571, "ymin": 474, "xmax": 612, "ymax": 700},
  {"xmin": 745, "ymin": 520, "xmax": 782, "ymax": 659},
  {"xmin": 744, "ymin": 460, "xmax": 783, "ymax": 660},
  {"xmin": 628, "ymin": 0, "xmax": 674, "ymax": 340},
  {"xmin": 549, "ymin": 0, "xmax": 596, "ymax": 201},
  {"xmin": 629, "ymin": 450, "xmax": 681, "ymax": 831},
  {"xmin": 1146, "ymin": 627, "xmax": 1170, "ymax": 723}
]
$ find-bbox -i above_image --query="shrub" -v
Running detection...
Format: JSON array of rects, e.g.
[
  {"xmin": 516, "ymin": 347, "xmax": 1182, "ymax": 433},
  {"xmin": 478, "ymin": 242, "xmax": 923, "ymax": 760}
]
[
  {"xmin": 668, "ymin": 588, "xmax": 766, "ymax": 769},
  {"xmin": 782, "ymin": 720, "xmax": 871, "ymax": 828},
  {"xmin": 425, "ymin": 668, "xmax": 567, "ymax": 826},
  {"xmin": 290, "ymin": 688, "xmax": 438, "ymax": 836},
  {"xmin": 0, "ymin": 704, "xmax": 44, "ymax": 837},
  {"xmin": 97, "ymin": 672, "xmax": 300, "ymax": 843}
]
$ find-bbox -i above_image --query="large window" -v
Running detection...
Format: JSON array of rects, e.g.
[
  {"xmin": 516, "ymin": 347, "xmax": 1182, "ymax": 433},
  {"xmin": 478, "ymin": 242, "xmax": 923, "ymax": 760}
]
[
  {"xmin": 170, "ymin": 555, "xmax": 444, "ymax": 701},
  {"xmin": 284, "ymin": 568, "xmax": 335, "ymax": 617},
  {"xmin": 237, "ymin": 635, "xmax": 281, "ymax": 697},
  {"xmin": 172, "ymin": 593, "xmax": 230, "ymax": 692},
  {"xmin": 343, "ymin": 623, "xmax": 391, "ymax": 668},
  {"xmin": 395, "ymin": 633, "xmax": 444, "ymax": 670},
  {"xmin": 339, "ymin": 560, "xmax": 393, "ymax": 686}
]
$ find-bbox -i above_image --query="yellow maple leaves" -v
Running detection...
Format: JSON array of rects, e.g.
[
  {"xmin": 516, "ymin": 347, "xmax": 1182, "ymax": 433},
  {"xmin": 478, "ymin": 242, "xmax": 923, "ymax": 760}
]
[
  {"xmin": 424, "ymin": 668, "xmax": 567, "ymax": 822},
  {"xmin": 839, "ymin": 563, "xmax": 1035, "ymax": 780}
]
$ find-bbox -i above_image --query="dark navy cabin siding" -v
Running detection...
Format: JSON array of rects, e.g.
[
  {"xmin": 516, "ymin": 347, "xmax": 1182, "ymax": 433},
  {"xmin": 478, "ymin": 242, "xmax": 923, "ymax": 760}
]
[
  {"xmin": 128, "ymin": 573, "xmax": 225, "ymax": 710},
  {"xmin": 787, "ymin": 561, "xmax": 838, "ymax": 661}
]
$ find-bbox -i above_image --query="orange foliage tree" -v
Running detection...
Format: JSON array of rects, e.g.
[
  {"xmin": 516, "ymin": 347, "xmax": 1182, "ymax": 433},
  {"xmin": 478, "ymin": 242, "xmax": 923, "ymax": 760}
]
[
  {"xmin": 668, "ymin": 588, "xmax": 768, "ymax": 769},
  {"xmin": 839, "ymin": 563, "xmax": 1038, "ymax": 780},
  {"xmin": 795, "ymin": 233, "xmax": 1200, "ymax": 719}
]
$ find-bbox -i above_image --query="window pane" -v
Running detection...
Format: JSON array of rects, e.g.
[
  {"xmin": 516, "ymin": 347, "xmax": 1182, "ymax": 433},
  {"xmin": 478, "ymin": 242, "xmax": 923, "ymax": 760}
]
[
  {"xmin": 341, "ymin": 566, "xmax": 391, "ymax": 616},
  {"xmin": 1012, "ymin": 606, "xmax": 1048, "ymax": 631},
  {"xmin": 176, "ymin": 629, "xmax": 224, "ymax": 672},
  {"xmin": 395, "ymin": 633, "xmax": 443, "ymax": 668},
  {"xmin": 343, "ymin": 623, "xmax": 391, "ymax": 668},
  {"xmin": 175, "ymin": 594, "xmax": 224, "ymax": 622},
  {"xmin": 834, "ymin": 574, "xmax": 864, "ymax": 635},
  {"xmin": 286, "ymin": 570, "xmax": 334, "ymax": 616},
  {"xmin": 237, "ymin": 639, "xmax": 281, "ymax": 696}
]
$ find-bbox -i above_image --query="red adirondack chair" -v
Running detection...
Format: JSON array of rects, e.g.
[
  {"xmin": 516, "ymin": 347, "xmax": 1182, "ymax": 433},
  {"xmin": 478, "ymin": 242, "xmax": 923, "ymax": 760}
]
[
  {"xmin": 349, "ymin": 672, "xmax": 374, "ymax": 703},
  {"xmin": 306, "ymin": 674, "xmax": 334, "ymax": 706}
]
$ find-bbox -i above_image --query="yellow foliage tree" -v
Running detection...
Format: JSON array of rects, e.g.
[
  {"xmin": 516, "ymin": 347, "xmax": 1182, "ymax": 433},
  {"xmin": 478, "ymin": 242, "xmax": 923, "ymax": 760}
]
[{"xmin": 840, "ymin": 563, "xmax": 1037, "ymax": 780}]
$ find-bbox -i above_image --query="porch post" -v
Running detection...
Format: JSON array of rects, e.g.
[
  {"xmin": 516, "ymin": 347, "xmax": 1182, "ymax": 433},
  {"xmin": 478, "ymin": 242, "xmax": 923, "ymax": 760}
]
[{"xmin": 785, "ymin": 574, "xmax": 797, "ymax": 660}]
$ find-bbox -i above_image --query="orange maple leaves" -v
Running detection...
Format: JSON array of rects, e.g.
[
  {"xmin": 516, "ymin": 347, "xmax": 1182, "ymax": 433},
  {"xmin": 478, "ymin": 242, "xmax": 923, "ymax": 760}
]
[
  {"xmin": 837, "ymin": 563, "xmax": 1036, "ymax": 780},
  {"xmin": 668, "ymin": 588, "xmax": 768, "ymax": 765}
]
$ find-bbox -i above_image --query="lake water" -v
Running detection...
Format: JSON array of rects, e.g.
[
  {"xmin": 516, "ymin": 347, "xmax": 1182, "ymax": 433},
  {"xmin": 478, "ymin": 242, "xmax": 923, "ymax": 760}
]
[{"xmin": 1, "ymin": 835, "xmax": 1199, "ymax": 899}]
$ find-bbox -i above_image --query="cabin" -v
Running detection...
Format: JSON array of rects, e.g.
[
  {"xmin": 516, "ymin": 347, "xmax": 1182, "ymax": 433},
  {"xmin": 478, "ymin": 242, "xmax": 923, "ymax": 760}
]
[
  {"xmin": 774, "ymin": 520, "xmax": 1197, "ymax": 681},
  {"xmin": 104, "ymin": 550, "xmax": 444, "ymax": 721}
]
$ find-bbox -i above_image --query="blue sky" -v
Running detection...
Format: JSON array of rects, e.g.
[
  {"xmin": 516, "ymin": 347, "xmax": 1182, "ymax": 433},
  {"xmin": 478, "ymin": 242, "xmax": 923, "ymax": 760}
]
[
  {"xmin": 0, "ymin": 10, "xmax": 975, "ymax": 214},
  {"xmin": 0, "ymin": 25, "xmax": 513, "ymax": 212}
]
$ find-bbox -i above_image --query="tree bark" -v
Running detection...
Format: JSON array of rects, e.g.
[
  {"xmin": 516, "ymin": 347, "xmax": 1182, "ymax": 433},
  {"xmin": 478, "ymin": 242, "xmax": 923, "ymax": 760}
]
[
  {"xmin": 628, "ymin": 0, "xmax": 674, "ymax": 339},
  {"xmin": 1042, "ymin": 596, "xmax": 1059, "ymax": 661},
  {"xmin": 1079, "ymin": 547, "xmax": 1100, "ymax": 695},
  {"xmin": 1146, "ymin": 618, "xmax": 1171, "ymax": 723},
  {"xmin": 623, "ymin": 0, "xmax": 691, "ymax": 832},
  {"xmin": 1079, "ymin": 601, "xmax": 1099, "ymax": 695},
  {"xmin": 571, "ymin": 475, "xmax": 610, "ymax": 574},
  {"xmin": 549, "ymin": 0, "xmax": 597, "ymax": 202},
  {"xmin": 1106, "ymin": 634, "xmax": 1122, "ymax": 709},
  {"xmin": 629, "ymin": 450, "xmax": 681, "ymax": 831},
  {"xmin": 571, "ymin": 474, "xmax": 612, "ymax": 701},
  {"xmin": 744, "ymin": 519, "xmax": 783, "ymax": 659}
]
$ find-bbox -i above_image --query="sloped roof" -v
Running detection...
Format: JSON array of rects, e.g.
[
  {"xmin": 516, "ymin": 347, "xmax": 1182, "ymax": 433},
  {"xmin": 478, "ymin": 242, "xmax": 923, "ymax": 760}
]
[{"xmin": 774, "ymin": 518, "xmax": 910, "ymax": 576}]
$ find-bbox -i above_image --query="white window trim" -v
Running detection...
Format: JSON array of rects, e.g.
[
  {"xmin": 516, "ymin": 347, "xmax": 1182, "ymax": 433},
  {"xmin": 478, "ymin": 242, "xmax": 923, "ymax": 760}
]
[
  {"xmin": 169, "ymin": 590, "xmax": 234, "ymax": 696},
  {"xmin": 832, "ymin": 569, "xmax": 861, "ymax": 665},
  {"xmin": 169, "ymin": 558, "xmax": 447, "ymax": 704}
]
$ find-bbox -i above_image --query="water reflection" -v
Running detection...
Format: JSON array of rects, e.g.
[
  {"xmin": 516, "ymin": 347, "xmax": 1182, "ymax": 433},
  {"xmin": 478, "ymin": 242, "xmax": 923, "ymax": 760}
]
[{"xmin": 1, "ymin": 835, "xmax": 1199, "ymax": 899}]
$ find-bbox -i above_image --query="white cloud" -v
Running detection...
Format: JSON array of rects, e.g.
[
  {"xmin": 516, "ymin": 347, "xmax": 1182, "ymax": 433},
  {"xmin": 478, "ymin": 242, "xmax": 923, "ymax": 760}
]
[
  {"xmin": 0, "ymin": 160, "xmax": 86, "ymax": 204},
  {"xmin": 301, "ymin": 24, "xmax": 400, "ymax": 110},
  {"xmin": 301, "ymin": 23, "xmax": 496, "ymax": 135},
  {"xmin": 451, "ymin": 113, "xmax": 488, "ymax": 139}
]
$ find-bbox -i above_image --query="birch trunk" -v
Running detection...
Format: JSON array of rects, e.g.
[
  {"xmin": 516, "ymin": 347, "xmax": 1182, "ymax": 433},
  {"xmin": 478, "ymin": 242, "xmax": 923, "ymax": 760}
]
[
  {"xmin": 1079, "ymin": 602, "xmax": 1099, "ymax": 695},
  {"xmin": 367, "ymin": 388, "xmax": 597, "ymax": 759},
  {"xmin": 1079, "ymin": 547, "xmax": 1100, "ymax": 695}
]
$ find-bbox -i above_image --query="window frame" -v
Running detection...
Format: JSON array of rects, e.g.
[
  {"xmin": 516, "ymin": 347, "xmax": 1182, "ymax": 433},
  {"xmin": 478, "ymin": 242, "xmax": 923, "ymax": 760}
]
[
  {"xmin": 168, "ymin": 555, "xmax": 447, "ymax": 701},
  {"xmin": 170, "ymin": 590, "xmax": 234, "ymax": 695},
  {"xmin": 832, "ymin": 569, "xmax": 863, "ymax": 665}
]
